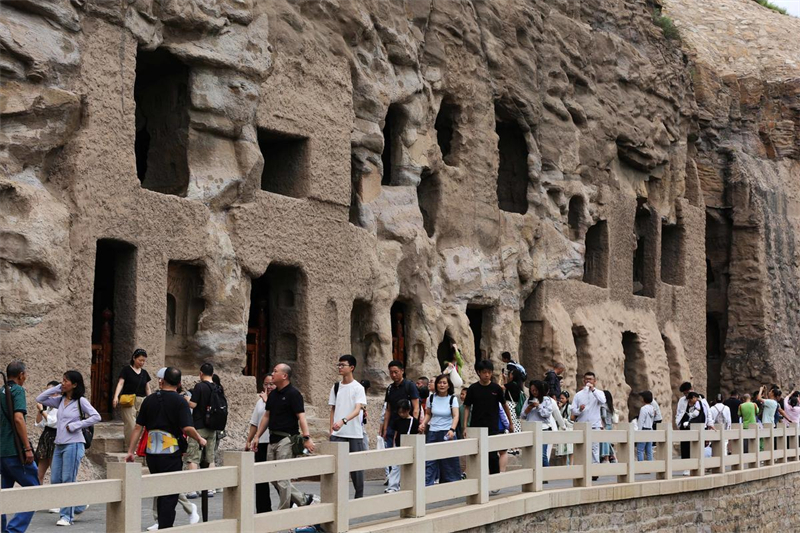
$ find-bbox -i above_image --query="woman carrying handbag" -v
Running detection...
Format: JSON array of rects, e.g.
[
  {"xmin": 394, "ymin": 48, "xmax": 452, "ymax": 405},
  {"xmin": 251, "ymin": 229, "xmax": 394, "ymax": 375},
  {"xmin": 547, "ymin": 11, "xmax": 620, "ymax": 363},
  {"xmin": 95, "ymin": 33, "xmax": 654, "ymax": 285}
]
[{"xmin": 113, "ymin": 348, "xmax": 152, "ymax": 449}]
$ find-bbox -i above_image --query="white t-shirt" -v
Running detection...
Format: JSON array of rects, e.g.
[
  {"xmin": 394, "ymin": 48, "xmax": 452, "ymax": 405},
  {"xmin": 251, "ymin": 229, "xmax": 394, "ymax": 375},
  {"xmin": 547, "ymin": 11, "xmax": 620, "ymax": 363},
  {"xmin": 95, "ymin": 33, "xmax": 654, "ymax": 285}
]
[
  {"xmin": 249, "ymin": 398, "xmax": 270, "ymax": 444},
  {"xmin": 329, "ymin": 380, "xmax": 367, "ymax": 439},
  {"xmin": 428, "ymin": 394, "xmax": 459, "ymax": 432}
]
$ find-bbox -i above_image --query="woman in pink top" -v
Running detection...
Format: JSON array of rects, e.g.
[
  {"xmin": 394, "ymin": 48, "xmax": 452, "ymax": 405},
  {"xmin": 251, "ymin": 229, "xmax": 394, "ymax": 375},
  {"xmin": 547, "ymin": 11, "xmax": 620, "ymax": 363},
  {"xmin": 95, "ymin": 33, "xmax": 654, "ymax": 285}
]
[{"xmin": 783, "ymin": 390, "xmax": 800, "ymax": 424}]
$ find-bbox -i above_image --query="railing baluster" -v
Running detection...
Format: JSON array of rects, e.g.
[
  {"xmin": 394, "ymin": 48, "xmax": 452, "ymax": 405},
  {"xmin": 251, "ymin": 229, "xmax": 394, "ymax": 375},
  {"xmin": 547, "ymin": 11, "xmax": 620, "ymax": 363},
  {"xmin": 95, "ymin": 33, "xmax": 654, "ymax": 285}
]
[
  {"xmin": 400, "ymin": 434, "xmax": 426, "ymax": 518},
  {"xmin": 617, "ymin": 422, "xmax": 636, "ymax": 483},
  {"xmin": 690, "ymin": 423, "xmax": 705, "ymax": 476},
  {"xmin": 106, "ymin": 461, "xmax": 141, "ymax": 533},
  {"xmin": 222, "ymin": 451, "xmax": 254, "ymax": 532},
  {"xmin": 711, "ymin": 423, "xmax": 724, "ymax": 473},
  {"xmin": 521, "ymin": 421, "xmax": 542, "ymax": 492},
  {"xmin": 573, "ymin": 423, "xmax": 592, "ymax": 487},
  {"xmin": 319, "ymin": 441, "xmax": 349, "ymax": 532},
  {"xmin": 466, "ymin": 427, "xmax": 489, "ymax": 504},
  {"xmin": 656, "ymin": 424, "xmax": 672, "ymax": 480}
]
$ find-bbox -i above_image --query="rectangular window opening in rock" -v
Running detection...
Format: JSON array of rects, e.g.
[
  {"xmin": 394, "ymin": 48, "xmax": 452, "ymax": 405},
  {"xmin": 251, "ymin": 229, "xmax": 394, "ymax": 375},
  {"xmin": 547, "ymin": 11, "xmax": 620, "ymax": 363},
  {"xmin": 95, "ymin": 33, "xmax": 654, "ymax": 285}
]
[
  {"xmin": 390, "ymin": 301, "xmax": 409, "ymax": 366},
  {"xmin": 351, "ymin": 299, "xmax": 377, "ymax": 373},
  {"xmin": 165, "ymin": 261, "xmax": 206, "ymax": 371},
  {"xmin": 467, "ymin": 306, "xmax": 492, "ymax": 362},
  {"xmin": 660, "ymin": 223, "xmax": 685, "ymax": 286},
  {"xmin": 257, "ymin": 128, "xmax": 310, "ymax": 198},
  {"xmin": 622, "ymin": 331, "xmax": 648, "ymax": 419},
  {"xmin": 662, "ymin": 333, "xmax": 684, "ymax": 417},
  {"xmin": 245, "ymin": 265, "xmax": 305, "ymax": 381},
  {"xmin": 633, "ymin": 206, "xmax": 656, "ymax": 298},
  {"xmin": 92, "ymin": 239, "xmax": 137, "ymax": 421},
  {"xmin": 568, "ymin": 196, "xmax": 585, "ymax": 241},
  {"xmin": 382, "ymin": 104, "xmax": 404, "ymax": 187},
  {"xmin": 706, "ymin": 315, "xmax": 725, "ymax": 401},
  {"xmin": 435, "ymin": 98, "xmax": 459, "ymax": 166},
  {"xmin": 437, "ymin": 330, "xmax": 457, "ymax": 372},
  {"xmin": 134, "ymin": 48, "xmax": 190, "ymax": 197},
  {"xmin": 417, "ymin": 170, "xmax": 441, "ymax": 238},
  {"xmin": 495, "ymin": 102, "xmax": 529, "ymax": 215},
  {"xmin": 583, "ymin": 220, "xmax": 609, "ymax": 288},
  {"xmin": 572, "ymin": 325, "xmax": 591, "ymax": 387}
]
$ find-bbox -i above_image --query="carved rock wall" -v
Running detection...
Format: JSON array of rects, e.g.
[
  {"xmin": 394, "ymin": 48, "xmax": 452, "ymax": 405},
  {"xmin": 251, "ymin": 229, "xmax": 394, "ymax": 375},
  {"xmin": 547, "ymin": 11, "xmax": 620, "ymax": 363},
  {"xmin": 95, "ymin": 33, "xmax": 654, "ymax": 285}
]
[{"xmin": 1, "ymin": 0, "xmax": 796, "ymax": 468}]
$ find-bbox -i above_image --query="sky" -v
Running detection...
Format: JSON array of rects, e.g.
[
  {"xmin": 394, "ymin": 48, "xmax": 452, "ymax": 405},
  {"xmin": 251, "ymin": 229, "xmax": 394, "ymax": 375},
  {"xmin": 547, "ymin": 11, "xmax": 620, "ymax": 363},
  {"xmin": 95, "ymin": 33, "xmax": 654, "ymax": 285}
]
[{"xmin": 770, "ymin": 0, "xmax": 800, "ymax": 16}]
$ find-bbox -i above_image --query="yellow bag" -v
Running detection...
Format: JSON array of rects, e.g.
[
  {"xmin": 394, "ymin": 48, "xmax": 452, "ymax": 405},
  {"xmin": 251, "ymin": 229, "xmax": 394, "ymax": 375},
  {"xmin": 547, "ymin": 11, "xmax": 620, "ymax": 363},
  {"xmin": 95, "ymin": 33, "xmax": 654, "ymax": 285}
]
[{"xmin": 119, "ymin": 394, "xmax": 136, "ymax": 408}]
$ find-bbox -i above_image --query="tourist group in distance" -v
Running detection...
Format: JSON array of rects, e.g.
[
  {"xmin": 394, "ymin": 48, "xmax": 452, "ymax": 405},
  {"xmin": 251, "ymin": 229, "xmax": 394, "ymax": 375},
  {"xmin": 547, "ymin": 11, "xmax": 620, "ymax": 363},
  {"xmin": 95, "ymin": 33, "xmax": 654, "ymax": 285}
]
[{"xmin": 2, "ymin": 348, "xmax": 798, "ymax": 532}]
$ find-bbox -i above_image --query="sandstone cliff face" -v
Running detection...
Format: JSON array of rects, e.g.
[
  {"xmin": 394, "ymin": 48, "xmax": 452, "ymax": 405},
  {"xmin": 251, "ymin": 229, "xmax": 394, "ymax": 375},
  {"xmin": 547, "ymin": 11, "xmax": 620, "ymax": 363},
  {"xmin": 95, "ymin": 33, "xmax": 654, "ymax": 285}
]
[
  {"xmin": 1, "ymin": 0, "xmax": 793, "ymax": 467},
  {"xmin": 664, "ymin": 0, "xmax": 800, "ymax": 396}
]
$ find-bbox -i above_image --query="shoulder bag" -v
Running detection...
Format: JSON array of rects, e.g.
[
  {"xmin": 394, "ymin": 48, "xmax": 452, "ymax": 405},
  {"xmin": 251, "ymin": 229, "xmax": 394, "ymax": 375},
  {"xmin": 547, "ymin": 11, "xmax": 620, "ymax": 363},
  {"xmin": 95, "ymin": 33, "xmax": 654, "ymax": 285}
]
[{"xmin": 76, "ymin": 397, "xmax": 95, "ymax": 449}]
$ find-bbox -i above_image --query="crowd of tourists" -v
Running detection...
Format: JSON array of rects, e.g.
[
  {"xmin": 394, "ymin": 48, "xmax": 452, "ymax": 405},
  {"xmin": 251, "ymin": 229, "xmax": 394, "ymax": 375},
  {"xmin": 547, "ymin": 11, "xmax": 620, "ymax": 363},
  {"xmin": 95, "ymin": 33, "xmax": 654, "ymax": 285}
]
[{"xmin": 3, "ymin": 349, "xmax": 800, "ymax": 532}]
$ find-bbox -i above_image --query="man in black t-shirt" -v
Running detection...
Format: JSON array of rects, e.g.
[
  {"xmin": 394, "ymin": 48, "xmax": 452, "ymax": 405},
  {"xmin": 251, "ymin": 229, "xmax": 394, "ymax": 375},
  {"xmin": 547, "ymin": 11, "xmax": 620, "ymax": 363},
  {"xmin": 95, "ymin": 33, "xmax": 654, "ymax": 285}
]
[
  {"xmin": 126, "ymin": 368, "xmax": 206, "ymax": 530},
  {"xmin": 463, "ymin": 359, "xmax": 514, "ymax": 475},
  {"xmin": 186, "ymin": 362, "xmax": 217, "ymax": 472},
  {"xmin": 723, "ymin": 390, "xmax": 742, "ymax": 423},
  {"xmin": 380, "ymin": 360, "xmax": 420, "ymax": 452},
  {"xmin": 251, "ymin": 363, "xmax": 317, "ymax": 510}
]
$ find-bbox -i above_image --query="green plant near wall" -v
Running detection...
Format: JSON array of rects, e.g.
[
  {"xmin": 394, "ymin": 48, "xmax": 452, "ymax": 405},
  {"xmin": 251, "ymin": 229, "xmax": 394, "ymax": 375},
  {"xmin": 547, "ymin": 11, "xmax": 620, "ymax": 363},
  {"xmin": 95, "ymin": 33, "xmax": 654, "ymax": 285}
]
[
  {"xmin": 652, "ymin": 9, "xmax": 680, "ymax": 41},
  {"xmin": 753, "ymin": 0, "xmax": 788, "ymax": 15}
]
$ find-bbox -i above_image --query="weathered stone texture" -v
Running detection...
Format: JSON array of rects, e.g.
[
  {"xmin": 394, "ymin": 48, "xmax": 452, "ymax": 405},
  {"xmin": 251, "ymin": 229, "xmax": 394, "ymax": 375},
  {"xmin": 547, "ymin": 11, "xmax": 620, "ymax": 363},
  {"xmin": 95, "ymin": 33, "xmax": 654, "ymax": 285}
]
[
  {"xmin": 0, "ymin": 0, "xmax": 798, "ymax": 476},
  {"xmin": 460, "ymin": 469, "xmax": 800, "ymax": 533}
]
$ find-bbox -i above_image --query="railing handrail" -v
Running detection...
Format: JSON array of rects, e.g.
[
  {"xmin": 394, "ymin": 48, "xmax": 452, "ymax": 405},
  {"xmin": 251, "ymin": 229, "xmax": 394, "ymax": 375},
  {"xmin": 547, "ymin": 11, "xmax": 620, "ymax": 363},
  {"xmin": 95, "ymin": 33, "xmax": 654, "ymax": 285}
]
[{"xmin": 1, "ymin": 421, "xmax": 798, "ymax": 532}]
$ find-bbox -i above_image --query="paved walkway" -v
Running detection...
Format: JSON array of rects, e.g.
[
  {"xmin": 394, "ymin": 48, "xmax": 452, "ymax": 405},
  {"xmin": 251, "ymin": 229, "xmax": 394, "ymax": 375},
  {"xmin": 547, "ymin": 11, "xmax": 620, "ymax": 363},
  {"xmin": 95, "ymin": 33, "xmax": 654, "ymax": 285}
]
[{"xmin": 23, "ymin": 470, "xmax": 673, "ymax": 532}]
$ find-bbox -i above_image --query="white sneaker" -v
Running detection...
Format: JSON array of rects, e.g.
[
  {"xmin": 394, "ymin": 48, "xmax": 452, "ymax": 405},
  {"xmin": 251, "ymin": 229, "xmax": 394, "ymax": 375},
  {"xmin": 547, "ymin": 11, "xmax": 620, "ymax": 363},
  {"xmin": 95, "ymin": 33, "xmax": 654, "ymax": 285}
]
[
  {"xmin": 188, "ymin": 503, "xmax": 200, "ymax": 524},
  {"xmin": 489, "ymin": 489, "xmax": 501, "ymax": 495},
  {"xmin": 186, "ymin": 491, "xmax": 199, "ymax": 499},
  {"xmin": 49, "ymin": 508, "xmax": 60, "ymax": 514},
  {"xmin": 682, "ymin": 470, "xmax": 690, "ymax": 476},
  {"xmin": 56, "ymin": 518, "xmax": 71, "ymax": 526},
  {"xmin": 147, "ymin": 523, "xmax": 159, "ymax": 531},
  {"xmin": 384, "ymin": 487, "xmax": 399, "ymax": 493}
]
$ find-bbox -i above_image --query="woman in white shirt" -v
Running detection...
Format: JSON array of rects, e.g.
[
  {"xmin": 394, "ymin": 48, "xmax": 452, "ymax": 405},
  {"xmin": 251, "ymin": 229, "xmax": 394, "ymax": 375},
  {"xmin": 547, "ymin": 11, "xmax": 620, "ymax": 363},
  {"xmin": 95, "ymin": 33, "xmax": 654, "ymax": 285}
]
[
  {"xmin": 522, "ymin": 380, "xmax": 557, "ymax": 466},
  {"xmin": 35, "ymin": 380, "xmax": 60, "ymax": 485},
  {"xmin": 421, "ymin": 374, "xmax": 460, "ymax": 486}
]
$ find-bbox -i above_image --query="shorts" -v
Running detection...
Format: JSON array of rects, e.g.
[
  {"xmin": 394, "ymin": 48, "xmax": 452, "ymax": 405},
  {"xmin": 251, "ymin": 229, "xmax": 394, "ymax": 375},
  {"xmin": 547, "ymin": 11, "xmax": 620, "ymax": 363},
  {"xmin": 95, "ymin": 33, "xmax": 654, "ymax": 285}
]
[{"xmin": 185, "ymin": 427, "xmax": 216, "ymax": 465}]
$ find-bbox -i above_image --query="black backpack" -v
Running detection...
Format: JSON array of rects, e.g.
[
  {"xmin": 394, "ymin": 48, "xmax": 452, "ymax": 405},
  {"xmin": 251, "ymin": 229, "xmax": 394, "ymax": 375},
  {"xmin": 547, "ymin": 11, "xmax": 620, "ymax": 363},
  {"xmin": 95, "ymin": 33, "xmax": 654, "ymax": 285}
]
[{"xmin": 204, "ymin": 382, "xmax": 228, "ymax": 431}]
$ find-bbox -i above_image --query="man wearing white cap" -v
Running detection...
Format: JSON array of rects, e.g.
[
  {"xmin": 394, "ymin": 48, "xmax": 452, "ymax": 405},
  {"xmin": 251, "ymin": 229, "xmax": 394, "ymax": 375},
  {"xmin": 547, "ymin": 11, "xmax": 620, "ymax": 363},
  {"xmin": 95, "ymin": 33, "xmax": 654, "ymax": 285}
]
[{"xmin": 145, "ymin": 368, "xmax": 200, "ymax": 530}]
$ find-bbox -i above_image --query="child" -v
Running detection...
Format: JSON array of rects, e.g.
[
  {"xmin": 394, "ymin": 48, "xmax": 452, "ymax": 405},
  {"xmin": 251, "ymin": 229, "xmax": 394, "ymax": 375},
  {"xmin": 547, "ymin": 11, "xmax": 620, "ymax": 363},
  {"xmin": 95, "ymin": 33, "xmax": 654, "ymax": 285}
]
[{"xmin": 385, "ymin": 399, "xmax": 419, "ymax": 493}]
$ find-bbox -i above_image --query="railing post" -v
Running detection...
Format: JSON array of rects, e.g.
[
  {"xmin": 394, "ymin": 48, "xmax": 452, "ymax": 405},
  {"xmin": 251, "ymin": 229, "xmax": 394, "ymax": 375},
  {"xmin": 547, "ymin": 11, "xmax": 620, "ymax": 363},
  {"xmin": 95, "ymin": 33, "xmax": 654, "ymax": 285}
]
[
  {"xmin": 656, "ymin": 424, "xmax": 672, "ymax": 480},
  {"xmin": 106, "ymin": 461, "xmax": 141, "ymax": 533},
  {"xmin": 730, "ymin": 423, "xmax": 743, "ymax": 471},
  {"xmin": 222, "ymin": 451, "xmax": 254, "ymax": 533},
  {"xmin": 521, "ymin": 421, "xmax": 542, "ymax": 492},
  {"xmin": 616, "ymin": 422, "xmax": 635, "ymax": 483},
  {"xmin": 400, "ymin": 434, "xmax": 426, "ymax": 518},
  {"xmin": 319, "ymin": 441, "xmax": 349, "ymax": 532},
  {"xmin": 690, "ymin": 423, "xmax": 705, "ymax": 477},
  {"xmin": 789, "ymin": 423, "xmax": 799, "ymax": 462},
  {"xmin": 710, "ymin": 423, "xmax": 724, "ymax": 473},
  {"xmin": 764, "ymin": 423, "xmax": 775, "ymax": 466},
  {"xmin": 776, "ymin": 424, "xmax": 786, "ymax": 464},
  {"xmin": 572, "ymin": 423, "xmax": 592, "ymax": 487},
  {"xmin": 466, "ymin": 427, "xmax": 489, "ymax": 505}
]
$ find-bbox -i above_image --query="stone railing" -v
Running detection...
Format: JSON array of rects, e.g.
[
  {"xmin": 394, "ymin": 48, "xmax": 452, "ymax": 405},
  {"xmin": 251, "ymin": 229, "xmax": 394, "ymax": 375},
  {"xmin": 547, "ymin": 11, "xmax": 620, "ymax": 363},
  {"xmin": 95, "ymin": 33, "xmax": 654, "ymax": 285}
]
[{"xmin": 2, "ymin": 421, "xmax": 799, "ymax": 532}]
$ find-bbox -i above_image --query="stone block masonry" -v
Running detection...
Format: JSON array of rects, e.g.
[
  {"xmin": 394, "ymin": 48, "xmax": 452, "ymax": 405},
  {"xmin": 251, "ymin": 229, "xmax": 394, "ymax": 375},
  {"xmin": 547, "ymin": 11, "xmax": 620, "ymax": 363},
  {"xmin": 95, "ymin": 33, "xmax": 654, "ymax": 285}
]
[{"xmin": 457, "ymin": 470, "xmax": 800, "ymax": 533}]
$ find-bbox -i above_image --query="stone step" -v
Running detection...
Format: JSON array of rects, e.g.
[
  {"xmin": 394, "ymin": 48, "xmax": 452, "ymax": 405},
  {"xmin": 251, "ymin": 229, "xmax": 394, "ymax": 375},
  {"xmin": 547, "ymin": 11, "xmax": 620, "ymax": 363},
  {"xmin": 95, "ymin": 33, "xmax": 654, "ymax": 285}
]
[
  {"xmin": 89, "ymin": 436, "xmax": 126, "ymax": 454},
  {"xmin": 93, "ymin": 421, "xmax": 125, "ymax": 439}
]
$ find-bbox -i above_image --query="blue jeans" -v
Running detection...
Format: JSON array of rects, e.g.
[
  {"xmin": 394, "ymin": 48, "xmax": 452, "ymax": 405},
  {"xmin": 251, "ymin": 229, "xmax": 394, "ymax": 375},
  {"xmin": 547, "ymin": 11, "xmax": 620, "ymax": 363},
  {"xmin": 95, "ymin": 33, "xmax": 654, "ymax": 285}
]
[
  {"xmin": 636, "ymin": 427, "xmax": 653, "ymax": 462},
  {"xmin": 1, "ymin": 456, "xmax": 39, "ymax": 532},
  {"xmin": 542, "ymin": 429, "xmax": 551, "ymax": 467},
  {"xmin": 383, "ymin": 427, "xmax": 396, "ymax": 479},
  {"xmin": 51, "ymin": 443, "xmax": 87, "ymax": 523},
  {"xmin": 424, "ymin": 430, "xmax": 461, "ymax": 486}
]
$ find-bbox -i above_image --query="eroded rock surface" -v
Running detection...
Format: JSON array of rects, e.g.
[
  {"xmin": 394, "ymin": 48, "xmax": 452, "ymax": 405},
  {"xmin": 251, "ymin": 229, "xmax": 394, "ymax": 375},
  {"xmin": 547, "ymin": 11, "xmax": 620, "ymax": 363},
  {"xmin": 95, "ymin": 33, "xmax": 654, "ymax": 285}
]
[{"xmin": 1, "ymin": 0, "xmax": 798, "ymax": 472}]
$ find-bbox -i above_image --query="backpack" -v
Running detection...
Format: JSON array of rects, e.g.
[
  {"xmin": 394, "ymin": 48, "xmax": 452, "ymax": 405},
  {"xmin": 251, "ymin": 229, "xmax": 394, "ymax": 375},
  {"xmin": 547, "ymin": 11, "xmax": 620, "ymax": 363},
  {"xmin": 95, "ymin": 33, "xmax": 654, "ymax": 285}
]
[{"xmin": 204, "ymin": 382, "xmax": 228, "ymax": 431}]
